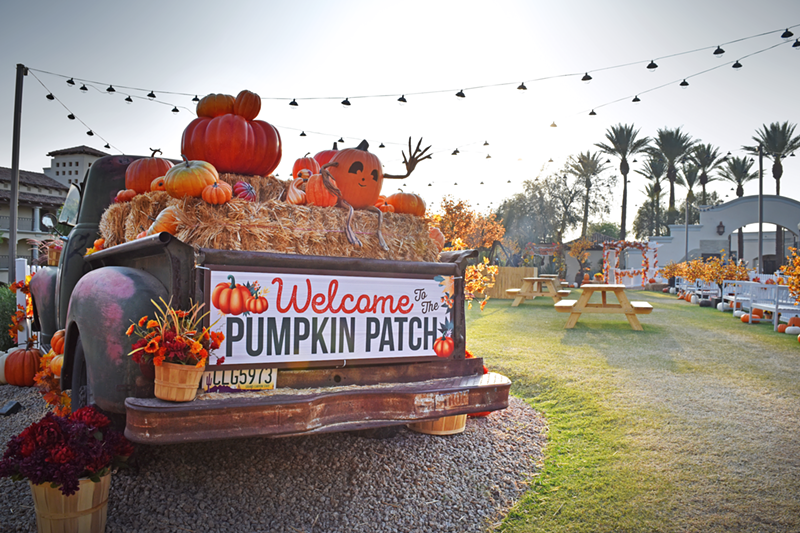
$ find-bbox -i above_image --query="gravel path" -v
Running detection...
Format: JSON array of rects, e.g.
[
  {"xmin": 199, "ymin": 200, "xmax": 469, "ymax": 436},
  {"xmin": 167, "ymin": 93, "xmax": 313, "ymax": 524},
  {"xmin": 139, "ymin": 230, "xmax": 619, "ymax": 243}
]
[{"xmin": 0, "ymin": 386, "xmax": 546, "ymax": 533}]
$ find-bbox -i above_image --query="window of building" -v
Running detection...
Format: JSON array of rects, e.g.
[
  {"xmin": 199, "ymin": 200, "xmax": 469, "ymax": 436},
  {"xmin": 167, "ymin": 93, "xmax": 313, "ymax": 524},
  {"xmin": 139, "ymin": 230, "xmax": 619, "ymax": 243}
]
[
  {"xmin": 56, "ymin": 171, "xmax": 59, "ymax": 176},
  {"xmin": 55, "ymin": 162, "xmax": 60, "ymax": 167}
]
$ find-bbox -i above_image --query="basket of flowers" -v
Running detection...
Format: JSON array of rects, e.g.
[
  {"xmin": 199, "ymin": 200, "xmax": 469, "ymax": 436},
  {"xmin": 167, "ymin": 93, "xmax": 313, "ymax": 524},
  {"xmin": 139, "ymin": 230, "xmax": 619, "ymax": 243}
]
[
  {"xmin": 0, "ymin": 407, "xmax": 133, "ymax": 533},
  {"xmin": 126, "ymin": 298, "xmax": 225, "ymax": 402}
]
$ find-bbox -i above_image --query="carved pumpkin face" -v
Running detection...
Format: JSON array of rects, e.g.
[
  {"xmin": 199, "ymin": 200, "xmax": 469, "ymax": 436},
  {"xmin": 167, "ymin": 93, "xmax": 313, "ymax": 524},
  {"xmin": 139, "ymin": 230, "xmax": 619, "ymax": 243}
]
[{"xmin": 327, "ymin": 140, "xmax": 383, "ymax": 209}]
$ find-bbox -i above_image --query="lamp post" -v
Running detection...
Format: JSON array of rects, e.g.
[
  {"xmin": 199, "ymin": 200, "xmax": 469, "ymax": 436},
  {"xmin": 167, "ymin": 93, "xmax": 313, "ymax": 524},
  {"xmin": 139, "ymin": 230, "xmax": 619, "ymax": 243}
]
[
  {"xmin": 758, "ymin": 144, "xmax": 764, "ymax": 274},
  {"xmin": 684, "ymin": 198, "xmax": 689, "ymax": 261}
]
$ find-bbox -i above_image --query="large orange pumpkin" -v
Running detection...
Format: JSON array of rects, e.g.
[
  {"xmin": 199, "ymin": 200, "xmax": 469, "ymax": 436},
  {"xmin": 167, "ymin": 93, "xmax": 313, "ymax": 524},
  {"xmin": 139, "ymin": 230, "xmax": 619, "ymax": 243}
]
[
  {"xmin": 181, "ymin": 114, "xmax": 282, "ymax": 176},
  {"xmin": 125, "ymin": 149, "xmax": 174, "ymax": 194},
  {"xmin": 51, "ymin": 329, "xmax": 65, "ymax": 355},
  {"xmin": 293, "ymin": 154, "xmax": 321, "ymax": 178},
  {"xmin": 5, "ymin": 341, "xmax": 41, "ymax": 387},
  {"xmin": 306, "ymin": 174, "xmax": 338, "ymax": 207},
  {"xmin": 387, "ymin": 190, "xmax": 426, "ymax": 216},
  {"xmin": 789, "ymin": 317, "xmax": 800, "ymax": 328},
  {"xmin": 313, "ymin": 142, "xmax": 339, "ymax": 167},
  {"xmin": 212, "ymin": 275, "xmax": 251, "ymax": 315},
  {"xmin": 164, "ymin": 156, "xmax": 219, "ymax": 199},
  {"xmin": 327, "ymin": 140, "xmax": 384, "ymax": 209},
  {"xmin": 233, "ymin": 90, "xmax": 261, "ymax": 121},
  {"xmin": 196, "ymin": 93, "xmax": 235, "ymax": 118}
]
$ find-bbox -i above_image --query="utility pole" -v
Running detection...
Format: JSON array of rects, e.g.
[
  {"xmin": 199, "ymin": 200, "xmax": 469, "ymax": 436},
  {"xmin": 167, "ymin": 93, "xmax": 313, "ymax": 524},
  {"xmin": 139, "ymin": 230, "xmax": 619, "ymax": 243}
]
[
  {"xmin": 758, "ymin": 144, "xmax": 763, "ymax": 274},
  {"xmin": 9, "ymin": 64, "xmax": 27, "ymax": 281}
]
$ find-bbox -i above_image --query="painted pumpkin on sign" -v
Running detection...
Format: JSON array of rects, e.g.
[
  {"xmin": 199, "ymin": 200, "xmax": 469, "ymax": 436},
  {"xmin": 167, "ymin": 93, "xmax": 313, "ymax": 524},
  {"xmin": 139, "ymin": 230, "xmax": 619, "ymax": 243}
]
[
  {"xmin": 433, "ymin": 336, "xmax": 454, "ymax": 358},
  {"xmin": 327, "ymin": 140, "xmax": 384, "ymax": 209},
  {"xmin": 125, "ymin": 149, "xmax": 174, "ymax": 194},
  {"xmin": 212, "ymin": 275, "xmax": 251, "ymax": 316}
]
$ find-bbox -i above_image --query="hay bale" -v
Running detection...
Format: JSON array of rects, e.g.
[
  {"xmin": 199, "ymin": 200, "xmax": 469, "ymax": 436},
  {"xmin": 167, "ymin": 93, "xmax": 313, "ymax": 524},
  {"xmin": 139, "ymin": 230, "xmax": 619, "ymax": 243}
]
[
  {"xmin": 98, "ymin": 202, "xmax": 130, "ymax": 248},
  {"xmin": 99, "ymin": 186, "xmax": 440, "ymax": 263}
]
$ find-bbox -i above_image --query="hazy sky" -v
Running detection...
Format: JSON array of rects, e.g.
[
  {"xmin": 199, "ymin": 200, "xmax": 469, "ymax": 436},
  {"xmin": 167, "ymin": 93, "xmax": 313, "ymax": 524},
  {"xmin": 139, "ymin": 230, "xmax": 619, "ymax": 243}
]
[{"xmin": 1, "ymin": 0, "xmax": 798, "ymax": 239}]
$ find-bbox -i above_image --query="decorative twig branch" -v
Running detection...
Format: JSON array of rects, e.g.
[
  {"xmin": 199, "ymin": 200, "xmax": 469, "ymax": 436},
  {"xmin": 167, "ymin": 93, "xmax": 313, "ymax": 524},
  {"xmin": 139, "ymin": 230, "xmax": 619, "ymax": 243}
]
[{"xmin": 384, "ymin": 137, "xmax": 432, "ymax": 179}]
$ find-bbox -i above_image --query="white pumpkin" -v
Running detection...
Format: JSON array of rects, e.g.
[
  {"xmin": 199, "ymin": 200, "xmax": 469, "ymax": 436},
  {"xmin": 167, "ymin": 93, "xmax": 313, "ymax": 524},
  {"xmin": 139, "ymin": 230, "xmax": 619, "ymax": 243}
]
[
  {"xmin": 786, "ymin": 326, "xmax": 800, "ymax": 335},
  {"xmin": 0, "ymin": 351, "xmax": 8, "ymax": 385},
  {"xmin": 690, "ymin": 295, "xmax": 699, "ymax": 305},
  {"xmin": 716, "ymin": 303, "xmax": 724, "ymax": 311},
  {"xmin": 669, "ymin": 287, "xmax": 676, "ymax": 294},
  {"xmin": 733, "ymin": 310, "xmax": 745, "ymax": 318}
]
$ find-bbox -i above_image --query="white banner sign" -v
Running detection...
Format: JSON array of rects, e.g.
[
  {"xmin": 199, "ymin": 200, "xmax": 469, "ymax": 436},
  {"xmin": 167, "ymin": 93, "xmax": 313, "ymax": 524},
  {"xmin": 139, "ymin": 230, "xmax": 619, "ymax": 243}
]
[{"xmin": 207, "ymin": 270, "xmax": 456, "ymax": 365}]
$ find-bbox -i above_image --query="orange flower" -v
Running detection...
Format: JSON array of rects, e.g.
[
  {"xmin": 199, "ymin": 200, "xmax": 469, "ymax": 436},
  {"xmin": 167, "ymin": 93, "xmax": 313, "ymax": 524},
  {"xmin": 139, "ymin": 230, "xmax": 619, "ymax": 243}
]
[
  {"xmin": 138, "ymin": 316, "xmax": 148, "ymax": 327},
  {"xmin": 153, "ymin": 354, "xmax": 165, "ymax": 366},
  {"xmin": 125, "ymin": 324, "xmax": 135, "ymax": 336},
  {"xmin": 144, "ymin": 337, "xmax": 161, "ymax": 354},
  {"xmin": 175, "ymin": 310, "xmax": 189, "ymax": 318},
  {"xmin": 194, "ymin": 358, "xmax": 206, "ymax": 368},
  {"xmin": 190, "ymin": 340, "xmax": 203, "ymax": 354},
  {"xmin": 158, "ymin": 346, "xmax": 167, "ymax": 357},
  {"xmin": 146, "ymin": 320, "xmax": 159, "ymax": 329}
]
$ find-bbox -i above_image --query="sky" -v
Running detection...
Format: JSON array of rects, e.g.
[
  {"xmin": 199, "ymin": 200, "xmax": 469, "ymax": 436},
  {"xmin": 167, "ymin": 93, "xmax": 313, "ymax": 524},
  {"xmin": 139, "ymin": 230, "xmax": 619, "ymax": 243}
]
[{"xmin": 1, "ymin": 0, "xmax": 799, "ymax": 241}]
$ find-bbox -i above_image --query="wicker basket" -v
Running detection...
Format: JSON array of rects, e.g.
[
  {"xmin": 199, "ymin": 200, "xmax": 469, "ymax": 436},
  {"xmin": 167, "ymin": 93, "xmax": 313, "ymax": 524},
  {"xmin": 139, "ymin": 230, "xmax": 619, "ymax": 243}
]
[
  {"xmin": 407, "ymin": 414, "xmax": 467, "ymax": 435},
  {"xmin": 154, "ymin": 362, "xmax": 204, "ymax": 402},
  {"xmin": 29, "ymin": 471, "xmax": 110, "ymax": 533},
  {"xmin": 47, "ymin": 246, "xmax": 61, "ymax": 267}
]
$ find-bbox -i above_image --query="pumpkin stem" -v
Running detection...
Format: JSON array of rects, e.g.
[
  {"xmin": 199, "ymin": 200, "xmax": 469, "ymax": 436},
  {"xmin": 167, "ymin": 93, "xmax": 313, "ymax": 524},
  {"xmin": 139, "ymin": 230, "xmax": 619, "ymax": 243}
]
[
  {"xmin": 150, "ymin": 148, "xmax": 162, "ymax": 157},
  {"xmin": 180, "ymin": 154, "xmax": 190, "ymax": 166},
  {"xmin": 321, "ymin": 162, "xmax": 339, "ymax": 171},
  {"xmin": 227, "ymin": 275, "xmax": 236, "ymax": 290},
  {"xmin": 356, "ymin": 140, "xmax": 369, "ymax": 151},
  {"xmin": 304, "ymin": 152, "xmax": 311, "ymax": 157}
]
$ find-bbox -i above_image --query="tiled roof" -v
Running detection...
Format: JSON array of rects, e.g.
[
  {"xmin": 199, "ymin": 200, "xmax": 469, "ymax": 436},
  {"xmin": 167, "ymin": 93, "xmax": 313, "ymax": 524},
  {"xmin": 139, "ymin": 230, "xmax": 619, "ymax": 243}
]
[
  {"xmin": 0, "ymin": 189, "xmax": 65, "ymax": 207},
  {"xmin": 46, "ymin": 145, "xmax": 109, "ymax": 158},
  {"xmin": 0, "ymin": 167, "xmax": 69, "ymax": 190},
  {"xmin": 565, "ymin": 233, "xmax": 619, "ymax": 247}
]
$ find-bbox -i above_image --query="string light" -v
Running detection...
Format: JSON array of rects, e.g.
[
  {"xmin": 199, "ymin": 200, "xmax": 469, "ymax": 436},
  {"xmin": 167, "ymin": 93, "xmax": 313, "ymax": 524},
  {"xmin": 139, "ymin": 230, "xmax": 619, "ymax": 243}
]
[
  {"xmin": 299, "ymin": 131, "xmax": 306, "ymax": 136},
  {"xmin": 45, "ymin": 93, "xmax": 54, "ymax": 100},
  {"xmin": 80, "ymin": 84, "xmax": 88, "ymax": 93},
  {"xmin": 397, "ymin": 95, "xmax": 407, "ymax": 104},
  {"xmin": 192, "ymin": 95, "xmax": 200, "ymax": 103},
  {"xmin": 713, "ymin": 46, "xmax": 725, "ymax": 57},
  {"xmin": 680, "ymin": 79, "xmax": 690, "ymax": 88},
  {"xmin": 106, "ymin": 85, "xmax": 115, "ymax": 94},
  {"xmin": 341, "ymin": 97, "xmax": 351, "ymax": 107},
  {"xmin": 104, "ymin": 143, "xmax": 110, "ymax": 149},
  {"xmin": 550, "ymin": 122, "xmax": 557, "ymax": 127},
  {"xmin": 66, "ymin": 78, "xmax": 75, "ymax": 86},
  {"xmin": 486, "ymin": 154, "xmax": 492, "ymax": 159},
  {"xmin": 338, "ymin": 137, "xmax": 345, "ymax": 143},
  {"xmin": 794, "ymin": 39, "xmax": 800, "ymax": 48},
  {"xmin": 67, "ymin": 113, "xmax": 75, "ymax": 120},
  {"xmin": 517, "ymin": 82, "xmax": 527, "ymax": 90},
  {"xmin": 452, "ymin": 149, "xmax": 459, "ymax": 155},
  {"xmin": 147, "ymin": 91, "xmax": 156, "ymax": 100},
  {"xmin": 86, "ymin": 130, "xmax": 94, "ymax": 136},
  {"xmin": 781, "ymin": 29, "xmax": 794, "ymax": 39},
  {"xmin": 589, "ymin": 109, "xmax": 597, "ymax": 115},
  {"xmin": 632, "ymin": 95, "xmax": 641, "ymax": 103},
  {"xmin": 646, "ymin": 60, "xmax": 658, "ymax": 71},
  {"xmin": 379, "ymin": 143, "xmax": 385, "ymax": 148},
  {"xmin": 732, "ymin": 60, "xmax": 743, "ymax": 69},
  {"xmin": 484, "ymin": 141, "xmax": 489, "ymax": 146},
  {"xmin": 581, "ymin": 73, "xmax": 593, "ymax": 83},
  {"xmin": 289, "ymin": 99, "xmax": 299, "ymax": 107},
  {"xmin": 455, "ymin": 90, "xmax": 465, "ymax": 98},
  {"xmin": 171, "ymin": 106, "xmax": 179, "ymax": 114},
  {"xmin": 125, "ymin": 95, "xmax": 133, "ymax": 104}
]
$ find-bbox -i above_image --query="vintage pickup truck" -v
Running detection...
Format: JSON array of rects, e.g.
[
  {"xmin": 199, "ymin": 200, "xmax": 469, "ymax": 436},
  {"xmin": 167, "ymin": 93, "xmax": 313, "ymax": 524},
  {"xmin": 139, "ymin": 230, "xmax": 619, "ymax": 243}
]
[{"xmin": 29, "ymin": 155, "xmax": 510, "ymax": 444}]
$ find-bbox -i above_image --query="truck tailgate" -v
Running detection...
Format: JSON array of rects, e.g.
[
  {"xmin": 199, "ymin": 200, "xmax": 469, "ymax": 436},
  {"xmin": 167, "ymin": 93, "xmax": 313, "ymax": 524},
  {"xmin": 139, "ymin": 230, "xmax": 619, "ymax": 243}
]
[{"xmin": 125, "ymin": 372, "xmax": 510, "ymax": 444}]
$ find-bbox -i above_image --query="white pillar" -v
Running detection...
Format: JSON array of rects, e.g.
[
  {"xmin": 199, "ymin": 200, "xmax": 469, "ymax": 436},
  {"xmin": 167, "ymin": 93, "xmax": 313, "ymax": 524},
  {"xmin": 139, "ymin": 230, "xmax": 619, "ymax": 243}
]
[
  {"xmin": 32, "ymin": 206, "xmax": 40, "ymax": 232},
  {"xmin": 607, "ymin": 251, "xmax": 617, "ymax": 284}
]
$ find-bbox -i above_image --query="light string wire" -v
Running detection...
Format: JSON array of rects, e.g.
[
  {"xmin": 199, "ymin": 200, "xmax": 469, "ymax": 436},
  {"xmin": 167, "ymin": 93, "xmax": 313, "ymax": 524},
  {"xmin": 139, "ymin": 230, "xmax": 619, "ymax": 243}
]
[{"xmin": 26, "ymin": 23, "xmax": 799, "ymax": 103}]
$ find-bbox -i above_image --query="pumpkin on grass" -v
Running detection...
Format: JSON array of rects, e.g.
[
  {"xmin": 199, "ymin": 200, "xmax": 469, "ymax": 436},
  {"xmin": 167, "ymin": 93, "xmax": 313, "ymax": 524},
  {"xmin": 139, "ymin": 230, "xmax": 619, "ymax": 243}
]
[
  {"xmin": 5, "ymin": 339, "xmax": 41, "ymax": 387},
  {"xmin": 125, "ymin": 148, "xmax": 174, "ymax": 194},
  {"xmin": 165, "ymin": 155, "xmax": 219, "ymax": 199}
]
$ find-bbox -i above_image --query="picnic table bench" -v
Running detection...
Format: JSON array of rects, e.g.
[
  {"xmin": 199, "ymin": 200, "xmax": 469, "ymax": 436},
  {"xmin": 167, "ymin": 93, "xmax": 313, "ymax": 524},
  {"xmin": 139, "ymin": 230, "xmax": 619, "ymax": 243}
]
[
  {"xmin": 554, "ymin": 284, "xmax": 653, "ymax": 330},
  {"xmin": 507, "ymin": 277, "xmax": 571, "ymax": 307}
]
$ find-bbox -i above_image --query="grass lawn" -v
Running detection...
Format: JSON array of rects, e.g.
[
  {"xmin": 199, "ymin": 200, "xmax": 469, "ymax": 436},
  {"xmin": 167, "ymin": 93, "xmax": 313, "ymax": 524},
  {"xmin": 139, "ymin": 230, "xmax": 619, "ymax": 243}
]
[{"xmin": 466, "ymin": 289, "xmax": 800, "ymax": 533}]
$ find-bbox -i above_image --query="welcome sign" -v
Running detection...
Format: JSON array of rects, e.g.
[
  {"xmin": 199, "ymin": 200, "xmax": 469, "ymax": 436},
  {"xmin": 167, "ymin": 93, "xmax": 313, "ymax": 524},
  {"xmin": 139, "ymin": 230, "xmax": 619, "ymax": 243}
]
[{"xmin": 207, "ymin": 270, "xmax": 456, "ymax": 365}]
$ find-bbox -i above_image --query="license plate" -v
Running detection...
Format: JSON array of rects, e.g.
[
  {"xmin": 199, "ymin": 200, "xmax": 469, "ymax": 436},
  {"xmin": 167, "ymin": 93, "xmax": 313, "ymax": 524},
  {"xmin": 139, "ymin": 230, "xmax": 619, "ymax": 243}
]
[{"xmin": 202, "ymin": 368, "xmax": 276, "ymax": 393}]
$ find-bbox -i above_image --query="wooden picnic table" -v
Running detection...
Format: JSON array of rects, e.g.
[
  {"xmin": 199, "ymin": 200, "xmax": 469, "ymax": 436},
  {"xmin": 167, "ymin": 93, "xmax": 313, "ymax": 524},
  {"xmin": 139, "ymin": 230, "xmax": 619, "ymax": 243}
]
[
  {"xmin": 554, "ymin": 284, "xmax": 653, "ymax": 330},
  {"xmin": 507, "ymin": 277, "xmax": 571, "ymax": 307}
]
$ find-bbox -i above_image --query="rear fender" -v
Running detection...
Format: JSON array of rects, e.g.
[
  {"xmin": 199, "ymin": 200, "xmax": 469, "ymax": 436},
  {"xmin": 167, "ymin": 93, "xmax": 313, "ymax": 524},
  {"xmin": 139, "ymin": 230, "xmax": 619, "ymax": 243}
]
[{"xmin": 62, "ymin": 266, "xmax": 169, "ymax": 414}]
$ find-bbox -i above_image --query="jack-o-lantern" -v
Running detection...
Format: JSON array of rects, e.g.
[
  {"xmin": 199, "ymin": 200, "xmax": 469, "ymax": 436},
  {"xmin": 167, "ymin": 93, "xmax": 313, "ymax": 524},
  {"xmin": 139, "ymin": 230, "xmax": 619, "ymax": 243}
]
[{"xmin": 327, "ymin": 140, "xmax": 384, "ymax": 209}]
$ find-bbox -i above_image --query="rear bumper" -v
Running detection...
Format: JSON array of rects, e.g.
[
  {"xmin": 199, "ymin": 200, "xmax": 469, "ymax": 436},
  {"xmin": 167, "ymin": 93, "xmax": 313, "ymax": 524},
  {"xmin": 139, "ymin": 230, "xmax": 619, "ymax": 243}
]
[{"xmin": 125, "ymin": 372, "xmax": 511, "ymax": 444}]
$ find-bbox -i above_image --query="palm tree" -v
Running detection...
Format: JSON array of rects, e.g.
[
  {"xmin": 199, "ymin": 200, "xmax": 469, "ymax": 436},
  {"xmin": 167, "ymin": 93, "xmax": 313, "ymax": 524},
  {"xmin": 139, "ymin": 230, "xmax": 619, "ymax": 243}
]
[
  {"xmin": 691, "ymin": 143, "xmax": 725, "ymax": 205},
  {"xmin": 719, "ymin": 156, "xmax": 758, "ymax": 262},
  {"xmin": 651, "ymin": 127, "xmax": 696, "ymax": 224},
  {"xmin": 595, "ymin": 124, "xmax": 650, "ymax": 240},
  {"xmin": 743, "ymin": 122, "xmax": 800, "ymax": 268},
  {"xmin": 568, "ymin": 151, "xmax": 610, "ymax": 238},
  {"xmin": 636, "ymin": 155, "xmax": 666, "ymax": 236},
  {"xmin": 642, "ymin": 182, "xmax": 663, "ymax": 238}
]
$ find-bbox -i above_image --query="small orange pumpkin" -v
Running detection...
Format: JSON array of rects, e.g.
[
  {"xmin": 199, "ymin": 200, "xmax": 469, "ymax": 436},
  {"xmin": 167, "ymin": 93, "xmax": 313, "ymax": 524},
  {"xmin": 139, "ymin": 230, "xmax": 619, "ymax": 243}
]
[
  {"xmin": 164, "ymin": 155, "xmax": 219, "ymax": 199},
  {"xmin": 293, "ymin": 154, "xmax": 321, "ymax": 178},
  {"xmin": 387, "ymin": 190, "xmax": 426, "ymax": 216},
  {"xmin": 286, "ymin": 178, "xmax": 307, "ymax": 205},
  {"xmin": 151, "ymin": 176, "xmax": 166, "ymax": 191},
  {"xmin": 789, "ymin": 317, "xmax": 800, "ymax": 328},
  {"xmin": 5, "ymin": 340, "xmax": 41, "ymax": 387},
  {"xmin": 306, "ymin": 174, "xmax": 338, "ymax": 207},
  {"xmin": 146, "ymin": 205, "xmax": 181, "ymax": 236},
  {"xmin": 114, "ymin": 189, "xmax": 137, "ymax": 203},
  {"xmin": 201, "ymin": 180, "xmax": 233, "ymax": 205},
  {"xmin": 741, "ymin": 314, "xmax": 751, "ymax": 323},
  {"xmin": 233, "ymin": 89, "xmax": 261, "ymax": 121},
  {"xmin": 49, "ymin": 354, "xmax": 64, "ymax": 378},
  {"xmin": 778, "ymin": 324, "xmax": 788, "ymax": 333},
  {"xmin": 51, "ymin": 329, "xmax": 66, "ymax": 355},
  {"xmin": 429, "ymin": 227, "xmax": 445, "ymax": 250},
  {"xmin": 196, "ymin": 93, "xmax": 235, "ymax": 118}
]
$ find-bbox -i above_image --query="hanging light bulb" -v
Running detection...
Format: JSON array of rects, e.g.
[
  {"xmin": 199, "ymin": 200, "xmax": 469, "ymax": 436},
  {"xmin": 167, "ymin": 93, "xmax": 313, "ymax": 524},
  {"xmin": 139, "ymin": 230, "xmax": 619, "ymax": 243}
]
[
  {"xmin": 46, "ymin": 93, "xmax": 55, "ymax": 100},
  {"xmin": 589, "ymin": 109, "xmax": 597, "ymax": 116},
  {"xmin": 452, "ymin": 149, "xmax": 459, "ymax": 155},
  {"xmin": 680, "ymin": 79, "xmax": 689, "ymax": 88},
  {"xmin": 397, "ymin": 95, "xmax": 407, "ymax": 104},
  {"xmin": 550, "ymin": 122, "xmax": 557, "ymax": 127},
  {"xmin": 581, "ymin": 73, "xmax": 593, "ymax": 83},
  {"xmin": 66, "ymin": 78, "xmax": 76, "ymax": 86},
  {"xmin": 548, "ymin": 158, "xmax": 554, "ymax": 163},
  {"xmin": 507, "ymin": 180, "xmax": 511, "ymax": 183},
  {"xmin": 428, "ymin": 183, "xmax": 432, "ymax": 186},
  {"xmin": 632, "ymin": 95, "xmax": 641, "ymax": 103},
  {"xmin": 79, "ymin": 84, "xmax": 88, "ymax": 93},
  {"xmin": 379, "ymin": 143, "xmax": 385, "ymax": 148},
  {"xmin": 713, "ymin": 46, "xmax": 725, "ymax": 58},
  {"xmin": 106, "ymin": 85, "xmax": 116, "ymax": 94},
  {"xmin": 732, "ymin": 60, "xmax": 743, "ymax": 70},
  {"xmin": 455, "ymin": 90, "xmax": 465, "ymax": 98},
  {"xmin": 147, "ymin": 91, "xmax": 156, "ymax": 100},
  {"xmin": 606, "ymin": 159, "xmax": 611, "ymax": 163},
  {"xmin": 480, "ymin": 181, "xmax": 484, "ymax": 184},
  {"xmin": 632, "ymin": 159, "xmax": 638, "ymax": 163},
  {"xmin": 646, "ymin": 60, "xmax": 658, "ymax": 71},
  {"xmin": 338, "ymin": 137, "xmax": 345, "ymax": 143},
  {"xmin": 125, "ymin": 95, "xmax": 133, "ymax": 104},
  {"xmin": 454, "ymin": 182, "xmax": 458, "ymax": 185},
  {"xmin": 104, "ymin": 143, "xmax": 110, "ymax": 149},
  {"xmin": 86, "ymin": 130, "xmax": 94, "ymax": 136},
  {"xmin": 486, "ymin": 154, "xmax": 491, "ymax": 159},
  {"xmin": 289, "ymin": 99, "xmax": 299, "ymax": 107},
  {"xmin": 793, "ymin": 39, "xmax": 800, "ymax": 49},
  {"xmin": 67, "ymin": 113, "xmax": 75, "ymax": 120},
  {"xmin": 341, "ymin": 97, "xmax": 351, "ymax": 107},
  {"xmin": 781, "ymin": 29, "xmax": 794, "ymax": 39},
  {"xmin": 171, "ymin": 106, "xmax": 179, "ymax": 114},
  {"xmin": 192, "ymin": 95, "xmax": 200, "ymax": 103},
  {"xmin": 300, "ymin": 131, "xmax": 306, "ymax": 137},
  {"xmin": 517, "ymin": 82, "xmax": 527, "ymax": 90},
  {"xmin": 484, "ymin": 141, "xmax": 489, "ymax": 146}
]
